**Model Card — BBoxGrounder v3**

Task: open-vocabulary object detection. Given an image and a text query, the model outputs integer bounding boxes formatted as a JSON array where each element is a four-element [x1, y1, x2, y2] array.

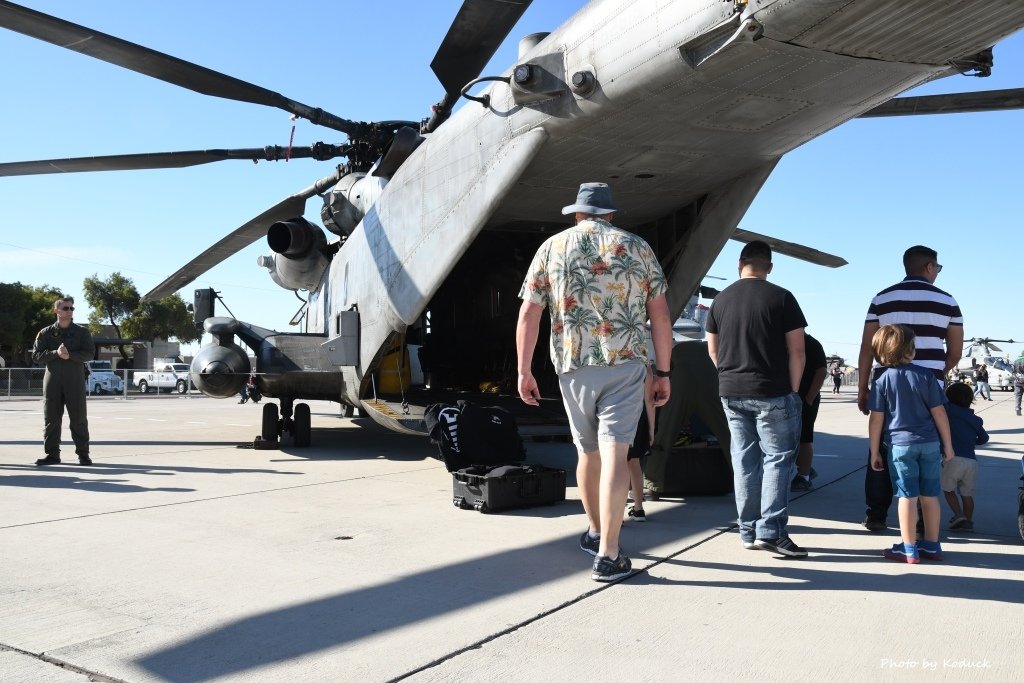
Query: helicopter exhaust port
[[258, 217, 335, 291]]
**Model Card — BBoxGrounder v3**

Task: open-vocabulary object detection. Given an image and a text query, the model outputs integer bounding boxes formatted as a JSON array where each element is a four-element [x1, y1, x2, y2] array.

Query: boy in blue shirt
[[942, 382, 988, 531], [868, 324, 954, 563]]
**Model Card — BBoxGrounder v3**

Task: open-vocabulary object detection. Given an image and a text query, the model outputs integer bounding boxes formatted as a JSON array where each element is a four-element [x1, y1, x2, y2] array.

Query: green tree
[[122, 294, 201, 345], [0, 282, 30, 362], [83, 272, 141, 362], [0, 282, 64, 365]]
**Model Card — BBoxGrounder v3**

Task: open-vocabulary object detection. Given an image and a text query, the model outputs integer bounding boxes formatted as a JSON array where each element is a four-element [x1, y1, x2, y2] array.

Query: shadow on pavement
[[642, 552, 1024, 603], [0, 473, 195, 494]]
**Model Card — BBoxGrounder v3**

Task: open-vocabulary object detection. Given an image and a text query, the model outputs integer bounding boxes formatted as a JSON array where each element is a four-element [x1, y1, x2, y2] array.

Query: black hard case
[[660, 444, 733, 495], [452, 464, 566, 513]]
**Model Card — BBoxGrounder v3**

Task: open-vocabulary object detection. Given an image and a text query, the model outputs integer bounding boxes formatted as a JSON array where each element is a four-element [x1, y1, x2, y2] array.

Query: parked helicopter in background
[[3, 0, 1023, 445], [957, 337, 1017, 391]]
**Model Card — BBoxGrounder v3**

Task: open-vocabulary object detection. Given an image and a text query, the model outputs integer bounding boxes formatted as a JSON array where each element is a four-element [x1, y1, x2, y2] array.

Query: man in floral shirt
[[517, 182, 673, 582]]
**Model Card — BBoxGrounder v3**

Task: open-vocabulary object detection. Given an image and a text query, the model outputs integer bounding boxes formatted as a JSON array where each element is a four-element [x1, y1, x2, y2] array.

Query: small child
[[867, 324, 954, 563], [626, 366, 656, 522], [942, 382, 989, 531]]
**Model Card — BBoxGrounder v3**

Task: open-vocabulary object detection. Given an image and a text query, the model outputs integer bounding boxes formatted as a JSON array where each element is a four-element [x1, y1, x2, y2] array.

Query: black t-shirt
[[706, 278, 807, 398], [799, 333, 827, 397]]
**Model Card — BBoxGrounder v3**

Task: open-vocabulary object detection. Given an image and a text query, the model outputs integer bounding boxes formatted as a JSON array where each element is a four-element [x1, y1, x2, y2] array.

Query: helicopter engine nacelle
[[321, 172, 365, 237], [320, 172, 387, 237], [190, 339, 250, 399], [258, 218, 331, 291]]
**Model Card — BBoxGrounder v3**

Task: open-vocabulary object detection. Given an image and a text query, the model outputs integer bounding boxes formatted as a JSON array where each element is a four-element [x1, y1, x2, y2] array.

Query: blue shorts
[[888, 442, 942, 498]]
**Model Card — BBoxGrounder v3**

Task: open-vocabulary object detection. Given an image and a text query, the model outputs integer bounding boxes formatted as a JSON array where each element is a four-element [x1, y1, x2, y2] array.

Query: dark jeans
[[865, 443, 892, 522]]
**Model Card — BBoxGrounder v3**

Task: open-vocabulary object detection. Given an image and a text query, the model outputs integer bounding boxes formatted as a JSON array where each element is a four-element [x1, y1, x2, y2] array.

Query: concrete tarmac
[[1, 391, 1021, 682]]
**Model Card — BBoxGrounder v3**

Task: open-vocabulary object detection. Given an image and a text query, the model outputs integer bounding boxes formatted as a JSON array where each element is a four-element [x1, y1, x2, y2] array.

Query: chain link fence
[[1, 368, 196, 400]]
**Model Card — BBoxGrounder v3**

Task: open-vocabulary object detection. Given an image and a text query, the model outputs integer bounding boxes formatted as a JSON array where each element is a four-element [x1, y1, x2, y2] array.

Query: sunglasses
[[934, 263, 943, 273], [59, 306, 75, 311]]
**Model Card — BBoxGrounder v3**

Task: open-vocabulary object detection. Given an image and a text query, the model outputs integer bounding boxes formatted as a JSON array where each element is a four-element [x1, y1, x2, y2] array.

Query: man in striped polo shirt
[[856, 245, 963, 531]]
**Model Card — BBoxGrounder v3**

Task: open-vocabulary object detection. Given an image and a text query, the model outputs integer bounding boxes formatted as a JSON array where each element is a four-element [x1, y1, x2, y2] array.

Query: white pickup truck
[[86, 360, 125, 395], [134, 362, 194, 394]]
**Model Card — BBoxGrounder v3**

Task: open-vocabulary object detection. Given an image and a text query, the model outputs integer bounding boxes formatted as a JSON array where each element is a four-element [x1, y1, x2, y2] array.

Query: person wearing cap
[[706, 240, 809, 557], [517, 182, 673, 582], [32, 296, 94, 466]]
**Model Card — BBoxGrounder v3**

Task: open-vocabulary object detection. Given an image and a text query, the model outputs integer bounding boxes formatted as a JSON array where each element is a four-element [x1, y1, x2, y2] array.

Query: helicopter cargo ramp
[[0, 393, 1022, 682], [361, 388, 570, 437]]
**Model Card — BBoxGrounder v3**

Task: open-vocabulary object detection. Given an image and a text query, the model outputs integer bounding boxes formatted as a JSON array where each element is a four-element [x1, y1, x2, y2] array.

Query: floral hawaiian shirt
[[519, 218, 667, 374]]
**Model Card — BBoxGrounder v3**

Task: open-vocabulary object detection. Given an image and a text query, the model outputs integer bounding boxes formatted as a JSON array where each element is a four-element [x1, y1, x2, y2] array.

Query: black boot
[[35, 455, 61, 466]]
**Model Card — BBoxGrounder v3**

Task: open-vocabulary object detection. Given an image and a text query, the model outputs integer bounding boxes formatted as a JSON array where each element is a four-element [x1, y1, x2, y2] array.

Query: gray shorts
[[558, 362, 646, 453], [941, 455, 978, 496]]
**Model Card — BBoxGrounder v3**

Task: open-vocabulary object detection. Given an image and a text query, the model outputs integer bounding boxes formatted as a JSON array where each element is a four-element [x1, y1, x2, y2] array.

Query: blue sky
[[1, 1, 1022, 363]]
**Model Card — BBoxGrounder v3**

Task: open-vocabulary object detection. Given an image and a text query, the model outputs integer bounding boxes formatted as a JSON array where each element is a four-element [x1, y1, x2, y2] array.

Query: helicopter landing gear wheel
[[293, 403, 311, 448], [341, 403, 354, 418], [261, 403, 280, 442]]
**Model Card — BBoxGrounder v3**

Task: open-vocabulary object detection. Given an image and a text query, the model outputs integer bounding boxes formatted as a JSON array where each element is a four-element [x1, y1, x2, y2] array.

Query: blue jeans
[[722, 394, 802, 542], [973, 381, 991, 400]]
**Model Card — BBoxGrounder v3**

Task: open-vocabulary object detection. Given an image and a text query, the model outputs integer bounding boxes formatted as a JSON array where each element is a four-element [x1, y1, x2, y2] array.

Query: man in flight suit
[[32, 297, 94, 465]]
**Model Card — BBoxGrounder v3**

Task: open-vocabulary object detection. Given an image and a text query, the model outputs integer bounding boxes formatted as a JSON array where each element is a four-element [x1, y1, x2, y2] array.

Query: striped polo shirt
[[866, 276, 963, 381]]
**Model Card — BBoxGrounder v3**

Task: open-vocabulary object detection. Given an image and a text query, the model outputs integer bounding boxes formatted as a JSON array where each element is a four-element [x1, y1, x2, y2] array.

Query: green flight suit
[[32, 321, 93, 458], [643, 341, 732, 494]]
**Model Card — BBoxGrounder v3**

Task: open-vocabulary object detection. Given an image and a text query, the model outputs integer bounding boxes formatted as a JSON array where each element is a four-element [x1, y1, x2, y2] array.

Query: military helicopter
[[2, 0, 1024, 446], [957, 337, 1017, 391]]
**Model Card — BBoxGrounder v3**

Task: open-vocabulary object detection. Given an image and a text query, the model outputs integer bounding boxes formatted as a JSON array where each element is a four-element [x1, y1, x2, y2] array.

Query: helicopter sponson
[[189, 318, 251, 399]]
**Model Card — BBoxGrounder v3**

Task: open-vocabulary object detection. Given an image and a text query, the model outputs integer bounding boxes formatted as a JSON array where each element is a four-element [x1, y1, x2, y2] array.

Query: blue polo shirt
[[867, 364, 947, 446]]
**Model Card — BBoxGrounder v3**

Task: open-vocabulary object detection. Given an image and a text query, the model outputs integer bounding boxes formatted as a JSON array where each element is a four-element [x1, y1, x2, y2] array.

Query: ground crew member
[[32, 296, 94, 465]]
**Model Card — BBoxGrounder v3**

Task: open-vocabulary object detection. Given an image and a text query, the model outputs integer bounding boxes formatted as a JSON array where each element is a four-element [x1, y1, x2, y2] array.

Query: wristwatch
[[653, 368, 672, 378]]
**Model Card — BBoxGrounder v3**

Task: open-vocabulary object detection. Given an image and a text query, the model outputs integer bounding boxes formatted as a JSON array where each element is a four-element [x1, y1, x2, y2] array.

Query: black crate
[[660, 445, 733, 495], [453, 464, 566, 513]]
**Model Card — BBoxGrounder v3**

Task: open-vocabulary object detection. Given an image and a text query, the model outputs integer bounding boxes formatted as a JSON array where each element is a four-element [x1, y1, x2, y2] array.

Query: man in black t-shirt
[[706, 241, 807, 558]]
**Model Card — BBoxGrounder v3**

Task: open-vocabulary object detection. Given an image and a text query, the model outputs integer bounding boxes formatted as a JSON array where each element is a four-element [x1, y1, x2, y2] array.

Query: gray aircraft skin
[[4, 0, 1024, 441]]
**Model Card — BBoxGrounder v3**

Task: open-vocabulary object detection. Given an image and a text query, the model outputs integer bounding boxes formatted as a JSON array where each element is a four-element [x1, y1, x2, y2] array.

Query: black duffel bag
[[424, 400, 526, 471]]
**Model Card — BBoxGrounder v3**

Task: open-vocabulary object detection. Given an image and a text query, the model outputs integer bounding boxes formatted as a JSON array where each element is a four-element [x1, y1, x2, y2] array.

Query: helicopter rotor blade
[[859, 88, 1024, 118], [143, 169, 342, 301], [430, 0, 533, 97], [0, 1, 370, 138], [731, 229, 848, 268], [987, 342, 1003, 353], [0, 143, 350, 176], [423, 0, 532, 132]]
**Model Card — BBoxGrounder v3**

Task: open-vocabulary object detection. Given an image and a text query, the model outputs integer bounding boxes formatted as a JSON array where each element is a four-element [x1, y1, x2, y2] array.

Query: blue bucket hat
[[561, 182, 617, 215]]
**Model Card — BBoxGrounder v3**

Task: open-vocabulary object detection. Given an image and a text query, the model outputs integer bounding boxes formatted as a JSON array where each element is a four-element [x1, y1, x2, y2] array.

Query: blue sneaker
[[918, 540, 944, 562], [883, 543, 920, 564], [592, 552, 632, 581], [579, 530, 600, 556]]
